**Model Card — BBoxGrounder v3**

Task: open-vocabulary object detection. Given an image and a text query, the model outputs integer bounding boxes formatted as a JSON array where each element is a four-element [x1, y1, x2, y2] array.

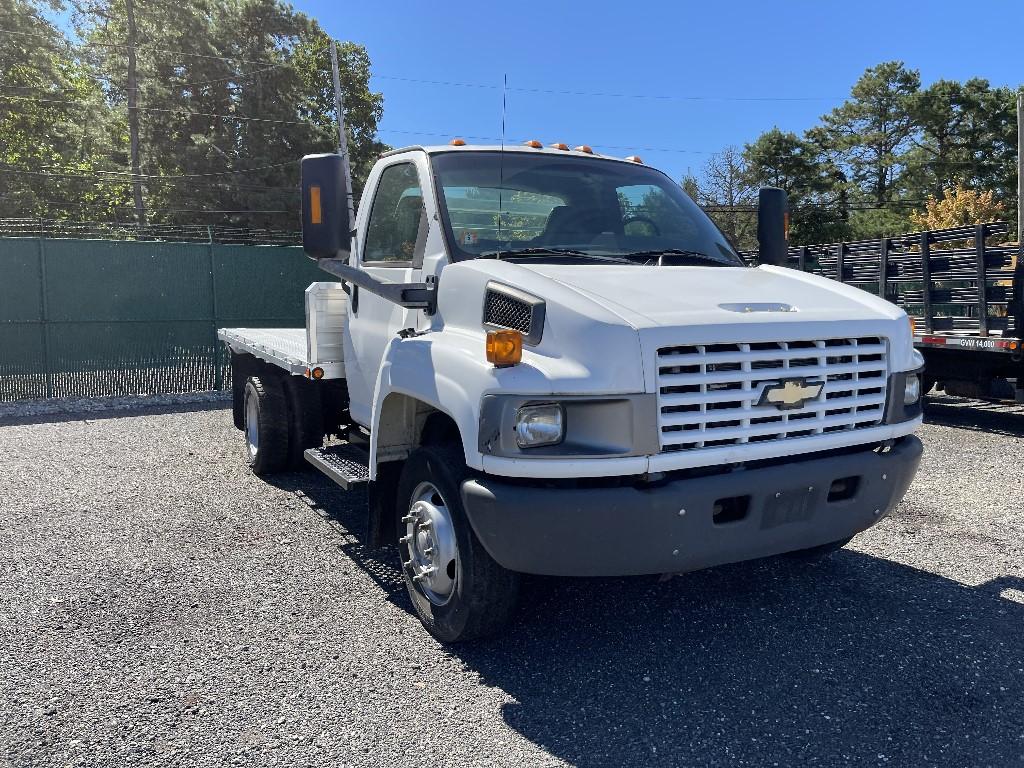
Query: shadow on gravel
[[269, 470, 1024, 767], [456, 557, 1024, 767], [0, 399, 229, 427], [266, 471, 409, 606], [924, 397, 1024, 437]]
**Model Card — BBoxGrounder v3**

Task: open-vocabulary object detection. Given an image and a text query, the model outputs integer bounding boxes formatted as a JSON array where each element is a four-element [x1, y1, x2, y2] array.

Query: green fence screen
[[0, 237, 327, 402]]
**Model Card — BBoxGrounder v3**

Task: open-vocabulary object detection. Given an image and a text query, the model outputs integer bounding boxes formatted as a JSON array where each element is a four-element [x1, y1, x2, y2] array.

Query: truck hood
[[522, 263, 905, 329], [437, 258, 917, 379]]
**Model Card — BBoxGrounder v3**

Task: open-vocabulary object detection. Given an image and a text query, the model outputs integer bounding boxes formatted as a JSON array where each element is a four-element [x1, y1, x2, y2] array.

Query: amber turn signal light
[[486, 329, 523, 367]]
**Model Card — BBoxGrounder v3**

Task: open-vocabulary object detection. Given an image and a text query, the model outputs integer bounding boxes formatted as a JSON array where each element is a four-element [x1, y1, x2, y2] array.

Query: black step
[[304, 443, 370, 490]]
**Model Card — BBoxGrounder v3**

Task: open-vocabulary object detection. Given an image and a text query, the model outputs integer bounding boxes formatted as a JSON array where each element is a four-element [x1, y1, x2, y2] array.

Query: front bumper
[[461, 435, 922, 576]]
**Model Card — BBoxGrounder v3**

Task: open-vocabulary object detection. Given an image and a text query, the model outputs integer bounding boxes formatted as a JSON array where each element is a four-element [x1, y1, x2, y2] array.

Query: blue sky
[[298, 0, 1022, 183]]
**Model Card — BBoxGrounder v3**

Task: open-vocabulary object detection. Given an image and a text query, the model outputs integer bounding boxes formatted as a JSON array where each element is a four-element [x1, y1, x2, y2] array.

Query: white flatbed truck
[[219, 142, 924, 642]]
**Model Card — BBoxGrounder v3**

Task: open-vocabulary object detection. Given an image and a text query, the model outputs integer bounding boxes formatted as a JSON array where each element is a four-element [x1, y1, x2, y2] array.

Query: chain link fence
[[0, 218, 300, 246], [0, 235, 326, 402]]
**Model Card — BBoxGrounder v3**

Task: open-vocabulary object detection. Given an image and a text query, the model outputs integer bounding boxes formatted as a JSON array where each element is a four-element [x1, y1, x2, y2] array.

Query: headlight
[[515, 403, 564, 448], [903, 373, 921, 405]]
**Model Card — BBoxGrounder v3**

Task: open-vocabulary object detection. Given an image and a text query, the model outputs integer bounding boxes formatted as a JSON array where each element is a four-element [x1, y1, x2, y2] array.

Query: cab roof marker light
[[524, 140, 543, 149], [625, 155, 643, 164], [550, 142, 569, 150], [449, 138, 466, 146], [574, 145, 594, 154]]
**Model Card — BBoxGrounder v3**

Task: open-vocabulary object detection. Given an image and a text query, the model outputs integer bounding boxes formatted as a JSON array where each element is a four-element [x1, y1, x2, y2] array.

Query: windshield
[[430, 151, 743, 266]]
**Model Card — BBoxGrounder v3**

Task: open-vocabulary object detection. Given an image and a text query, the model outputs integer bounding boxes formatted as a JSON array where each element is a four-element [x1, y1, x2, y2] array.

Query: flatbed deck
[[217, 327, 344, 379]]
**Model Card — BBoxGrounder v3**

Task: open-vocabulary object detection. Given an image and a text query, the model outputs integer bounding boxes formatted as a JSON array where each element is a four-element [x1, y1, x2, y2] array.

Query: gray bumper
[[460, 436, 923, 576]]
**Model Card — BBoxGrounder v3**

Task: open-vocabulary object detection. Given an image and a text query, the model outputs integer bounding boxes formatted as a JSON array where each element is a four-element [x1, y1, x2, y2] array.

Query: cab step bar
[[304, 443, 370, 490]]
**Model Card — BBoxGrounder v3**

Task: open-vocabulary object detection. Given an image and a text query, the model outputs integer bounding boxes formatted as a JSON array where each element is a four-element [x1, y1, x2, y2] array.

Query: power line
[[3, 27, 847, 102], [0, 165, 297, 192], [367, 72, 845, 102], [0, 26, 322, 68], [377, 128, 719, 154], [91, 160, 297, 178], [0, 94, 322, 127]]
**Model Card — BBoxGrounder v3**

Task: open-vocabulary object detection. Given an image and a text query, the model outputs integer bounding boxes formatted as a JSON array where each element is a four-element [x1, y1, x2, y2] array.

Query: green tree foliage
[[702, 62, 1021, 245], [742, 128, 850, 245], [1, 0, 385, 231], [0, 0, 129, 218], [814, 62, 920, 207], [904, 79, 1018, 225]]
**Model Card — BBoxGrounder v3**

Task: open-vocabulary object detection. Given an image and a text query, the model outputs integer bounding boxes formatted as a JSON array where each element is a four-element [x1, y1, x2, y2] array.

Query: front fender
[[369, 324, 647, 478], [369, 332, 490, 477]]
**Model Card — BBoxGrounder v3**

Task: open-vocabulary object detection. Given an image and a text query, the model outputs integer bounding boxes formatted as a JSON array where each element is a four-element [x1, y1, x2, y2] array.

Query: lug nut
[[413, 566, 437, 582]]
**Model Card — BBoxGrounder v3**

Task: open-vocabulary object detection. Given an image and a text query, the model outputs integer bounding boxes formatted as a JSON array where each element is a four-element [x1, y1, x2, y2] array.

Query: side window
[[363, 163, 424, 264]]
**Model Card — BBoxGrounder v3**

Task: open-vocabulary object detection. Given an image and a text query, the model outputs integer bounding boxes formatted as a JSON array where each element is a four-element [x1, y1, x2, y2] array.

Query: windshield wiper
[[615, 248, 727, 266], [479, 247, 639, 265]]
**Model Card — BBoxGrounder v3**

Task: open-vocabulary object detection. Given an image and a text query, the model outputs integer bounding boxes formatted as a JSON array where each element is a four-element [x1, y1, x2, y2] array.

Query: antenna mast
[[497, 73, 507, 238], [330, 41, 355, 225]]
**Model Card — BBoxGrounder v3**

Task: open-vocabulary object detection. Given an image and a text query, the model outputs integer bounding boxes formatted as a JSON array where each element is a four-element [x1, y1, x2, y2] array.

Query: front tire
[[243, 375, 290, 476], [396, 445, 519, 643]]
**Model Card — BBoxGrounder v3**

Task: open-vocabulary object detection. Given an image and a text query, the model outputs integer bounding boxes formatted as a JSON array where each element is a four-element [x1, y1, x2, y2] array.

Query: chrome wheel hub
[[401, 482, 458, 605], [245, 393, 259, 459]]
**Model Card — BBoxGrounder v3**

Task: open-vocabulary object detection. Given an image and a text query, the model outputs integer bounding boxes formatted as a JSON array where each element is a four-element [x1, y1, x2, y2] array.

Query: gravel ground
[[1, 397, 1022, 767]]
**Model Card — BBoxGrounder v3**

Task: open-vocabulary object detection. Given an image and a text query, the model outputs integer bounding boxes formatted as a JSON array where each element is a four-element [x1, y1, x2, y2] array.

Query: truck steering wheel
[[623, 215, 661, 237]]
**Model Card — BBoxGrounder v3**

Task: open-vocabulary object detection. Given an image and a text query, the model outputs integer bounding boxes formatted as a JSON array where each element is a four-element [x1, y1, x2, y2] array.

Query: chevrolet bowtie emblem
[[758, 378, 825, 410]]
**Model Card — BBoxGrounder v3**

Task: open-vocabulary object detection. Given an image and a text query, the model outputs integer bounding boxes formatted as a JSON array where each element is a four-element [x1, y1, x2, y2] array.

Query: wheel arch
[[368, 336, 486, 478], [369, 389, 473, 477]]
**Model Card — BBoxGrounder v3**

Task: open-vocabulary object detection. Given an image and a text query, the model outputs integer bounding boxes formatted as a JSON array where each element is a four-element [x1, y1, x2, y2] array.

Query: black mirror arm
[[318, 257, 436, 313]]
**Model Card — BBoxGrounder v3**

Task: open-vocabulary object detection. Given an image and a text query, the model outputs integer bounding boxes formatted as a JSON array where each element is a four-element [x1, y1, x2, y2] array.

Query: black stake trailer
[[772, 222, 1023, 402]]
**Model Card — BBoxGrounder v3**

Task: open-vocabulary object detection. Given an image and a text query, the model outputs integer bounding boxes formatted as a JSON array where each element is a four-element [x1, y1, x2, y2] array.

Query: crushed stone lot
[[1, 397, 1023, 767]]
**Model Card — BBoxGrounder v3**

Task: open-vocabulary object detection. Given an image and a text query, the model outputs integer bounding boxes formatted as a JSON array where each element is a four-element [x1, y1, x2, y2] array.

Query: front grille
[[656, 336, 888, 453]]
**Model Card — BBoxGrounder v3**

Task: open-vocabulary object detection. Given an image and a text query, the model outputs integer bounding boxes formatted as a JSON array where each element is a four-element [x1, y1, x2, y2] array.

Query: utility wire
[[0, 94, 321, 126], [0, 26, 323, 67], [366, 73, 844, 101], [90, 160, 297, 178], [0, 165, 297, 192]]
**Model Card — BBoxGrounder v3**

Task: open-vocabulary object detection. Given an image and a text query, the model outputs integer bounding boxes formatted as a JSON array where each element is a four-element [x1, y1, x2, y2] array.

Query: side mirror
[[757, 187, 789, 267], [301, 153, 350, 260]]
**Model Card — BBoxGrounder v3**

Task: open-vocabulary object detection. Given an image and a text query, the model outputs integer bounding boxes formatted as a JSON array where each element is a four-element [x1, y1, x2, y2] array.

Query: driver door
[[344, 160, 429, 427]]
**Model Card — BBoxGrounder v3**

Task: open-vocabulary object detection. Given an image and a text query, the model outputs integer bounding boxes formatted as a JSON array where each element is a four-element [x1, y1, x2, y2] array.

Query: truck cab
[[220, 142, 924, 642]]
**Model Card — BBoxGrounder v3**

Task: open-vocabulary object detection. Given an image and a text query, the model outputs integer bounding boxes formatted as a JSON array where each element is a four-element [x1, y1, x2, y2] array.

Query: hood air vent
[[483, 283, 545, 346]]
